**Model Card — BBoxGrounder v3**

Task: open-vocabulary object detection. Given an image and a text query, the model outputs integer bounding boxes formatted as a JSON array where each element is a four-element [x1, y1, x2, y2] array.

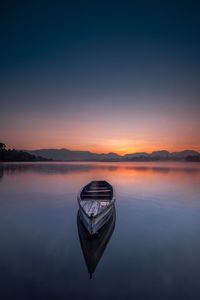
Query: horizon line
[[19, 147, 200, 156]]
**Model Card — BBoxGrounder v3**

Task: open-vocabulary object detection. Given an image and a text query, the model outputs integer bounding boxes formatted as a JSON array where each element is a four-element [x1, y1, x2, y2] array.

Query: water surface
[[0, 162, 200, 300]]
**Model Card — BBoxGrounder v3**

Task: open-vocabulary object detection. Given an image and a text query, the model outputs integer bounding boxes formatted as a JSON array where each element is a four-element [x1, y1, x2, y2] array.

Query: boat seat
[[89, 186, 110, 189], [86, 189, 111, 193], [82, 193, 112, 197], [83, 191, 112, 195], [81, 196, 112, 200], [82, 195, 112, 199]]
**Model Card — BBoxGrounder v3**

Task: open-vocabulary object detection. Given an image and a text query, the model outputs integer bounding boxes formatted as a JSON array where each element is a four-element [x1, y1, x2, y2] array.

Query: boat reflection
[[77, 206, 116, 278]]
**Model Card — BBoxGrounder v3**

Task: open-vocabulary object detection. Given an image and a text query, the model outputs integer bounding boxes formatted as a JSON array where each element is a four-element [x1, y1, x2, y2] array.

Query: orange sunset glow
[[2, 108, 200, 154], [1, 0, 200, 156]]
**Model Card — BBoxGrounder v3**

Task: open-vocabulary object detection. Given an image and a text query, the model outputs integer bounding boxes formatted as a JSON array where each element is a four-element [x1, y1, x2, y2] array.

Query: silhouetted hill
[[26, 148, 200, 162], [171, 150, 199, 158], [27, 149, 121, 161], [124, 152, 149, 159], [0, 143, 51, 162], [185, 155, 200, 162]]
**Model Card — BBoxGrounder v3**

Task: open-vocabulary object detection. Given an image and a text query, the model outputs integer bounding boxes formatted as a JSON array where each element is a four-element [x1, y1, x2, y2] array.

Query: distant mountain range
[[26, 149, 200, 162]]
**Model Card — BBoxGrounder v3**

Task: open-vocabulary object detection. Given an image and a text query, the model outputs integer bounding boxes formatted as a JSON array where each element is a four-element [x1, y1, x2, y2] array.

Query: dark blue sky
[[1, 1, 200, 152]]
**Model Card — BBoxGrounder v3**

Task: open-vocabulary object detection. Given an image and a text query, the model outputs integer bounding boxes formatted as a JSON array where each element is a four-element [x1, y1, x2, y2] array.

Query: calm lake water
[[0, 162, 200, 300]]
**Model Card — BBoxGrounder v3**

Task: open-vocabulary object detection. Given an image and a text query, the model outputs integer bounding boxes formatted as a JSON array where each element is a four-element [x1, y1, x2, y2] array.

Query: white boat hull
[[78, 204, 114, 235]]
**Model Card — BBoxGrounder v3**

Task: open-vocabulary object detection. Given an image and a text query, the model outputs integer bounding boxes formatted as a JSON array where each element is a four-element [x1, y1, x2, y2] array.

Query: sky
[[1, 1, 200, 154]]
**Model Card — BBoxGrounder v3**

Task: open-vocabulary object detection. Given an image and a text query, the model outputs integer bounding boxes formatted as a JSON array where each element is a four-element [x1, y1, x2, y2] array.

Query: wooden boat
[[77, 180, 115, 235], [77, 206, 116, 278]]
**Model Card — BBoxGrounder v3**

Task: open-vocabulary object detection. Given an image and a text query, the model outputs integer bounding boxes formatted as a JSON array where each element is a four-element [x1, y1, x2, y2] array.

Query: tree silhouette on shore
[[0, 143, 6, 151], [0, 143, 50, 162]]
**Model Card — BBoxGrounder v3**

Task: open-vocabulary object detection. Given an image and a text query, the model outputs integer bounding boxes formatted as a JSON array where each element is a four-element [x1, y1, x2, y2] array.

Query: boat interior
[[80, 181, 113, 201]]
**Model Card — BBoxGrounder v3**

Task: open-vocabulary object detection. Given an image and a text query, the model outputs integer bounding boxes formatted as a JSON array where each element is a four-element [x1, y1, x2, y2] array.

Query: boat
[[77, 180, 116, 235], [77, 206, 116, 278]]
